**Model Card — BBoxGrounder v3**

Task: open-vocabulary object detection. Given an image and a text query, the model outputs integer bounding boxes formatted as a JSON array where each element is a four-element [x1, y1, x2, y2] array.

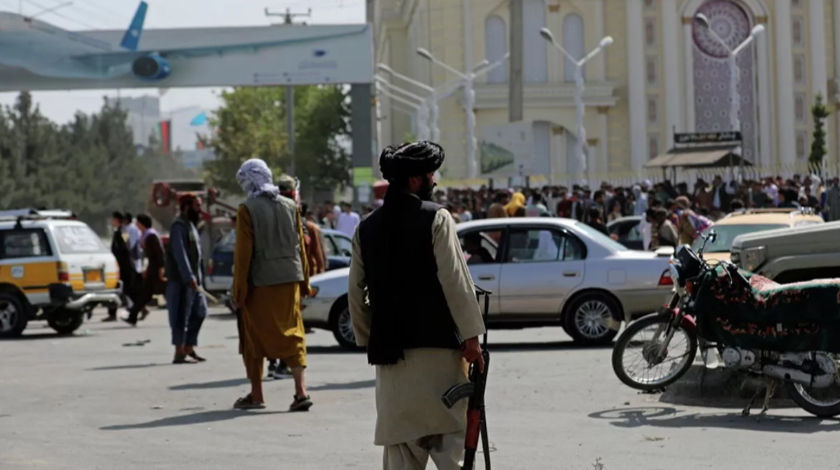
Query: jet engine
[[132, 54, 171, 81]]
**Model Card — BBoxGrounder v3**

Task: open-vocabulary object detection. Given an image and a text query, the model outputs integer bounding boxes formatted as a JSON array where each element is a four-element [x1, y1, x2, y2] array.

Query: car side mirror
[[341, 249, 352, 257]]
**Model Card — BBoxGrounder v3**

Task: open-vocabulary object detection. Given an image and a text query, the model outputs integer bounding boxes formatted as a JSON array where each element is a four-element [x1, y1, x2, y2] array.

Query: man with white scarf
[[231, 158, 312, 411]]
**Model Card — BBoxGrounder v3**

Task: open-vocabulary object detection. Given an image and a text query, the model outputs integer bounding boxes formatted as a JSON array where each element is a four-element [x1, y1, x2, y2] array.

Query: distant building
[[180, 148, 216, 170], [116, 95, 161, 147]]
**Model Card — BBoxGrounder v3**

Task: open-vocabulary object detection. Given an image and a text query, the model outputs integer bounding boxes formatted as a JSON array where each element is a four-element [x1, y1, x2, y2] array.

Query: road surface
[[2, 307, 837, 469]]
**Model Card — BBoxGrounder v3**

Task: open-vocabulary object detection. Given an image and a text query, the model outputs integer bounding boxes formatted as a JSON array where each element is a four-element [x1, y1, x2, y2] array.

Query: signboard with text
[[674, 132, 742, 144]]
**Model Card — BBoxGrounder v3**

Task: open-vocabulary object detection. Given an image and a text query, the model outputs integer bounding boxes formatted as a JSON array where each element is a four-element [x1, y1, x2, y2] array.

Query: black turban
[[379, 141, 445, 181]]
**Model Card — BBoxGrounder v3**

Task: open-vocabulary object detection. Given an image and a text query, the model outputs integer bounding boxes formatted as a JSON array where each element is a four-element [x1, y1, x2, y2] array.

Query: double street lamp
[[540, 28, 613, 184], [415, 49, 510, 179], [374, 75, 432, 140]]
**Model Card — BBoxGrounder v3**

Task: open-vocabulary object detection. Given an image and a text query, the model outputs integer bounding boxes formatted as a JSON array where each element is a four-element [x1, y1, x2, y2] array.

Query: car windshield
[[692, 224, 788, 253], [53, 225, 109, 254], [574, 222, 628, 251], [215, 231, 236, 253]]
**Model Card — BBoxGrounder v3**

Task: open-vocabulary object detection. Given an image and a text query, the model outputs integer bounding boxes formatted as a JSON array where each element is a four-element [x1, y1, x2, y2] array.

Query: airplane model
[[0, 1, 362, 82]]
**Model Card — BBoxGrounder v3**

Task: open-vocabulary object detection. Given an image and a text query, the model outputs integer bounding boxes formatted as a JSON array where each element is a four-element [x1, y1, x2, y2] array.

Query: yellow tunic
[[232, 205, 310, 368], [348, 208, 486, 447]]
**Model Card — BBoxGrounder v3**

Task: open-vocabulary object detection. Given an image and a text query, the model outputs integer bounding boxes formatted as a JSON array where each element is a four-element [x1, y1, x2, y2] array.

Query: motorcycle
[[611, 230, 840, 417]]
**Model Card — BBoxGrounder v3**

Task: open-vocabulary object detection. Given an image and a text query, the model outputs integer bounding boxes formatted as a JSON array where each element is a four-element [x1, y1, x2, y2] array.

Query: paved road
[[2, 308, 838, 470]]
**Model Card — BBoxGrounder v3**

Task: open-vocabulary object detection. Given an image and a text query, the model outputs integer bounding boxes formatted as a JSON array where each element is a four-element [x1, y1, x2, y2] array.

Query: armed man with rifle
[[348, 141, 487, 470]]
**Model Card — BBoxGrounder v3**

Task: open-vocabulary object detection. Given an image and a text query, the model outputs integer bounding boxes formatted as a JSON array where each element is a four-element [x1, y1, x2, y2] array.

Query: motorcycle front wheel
[[612, 313, 698, 391]]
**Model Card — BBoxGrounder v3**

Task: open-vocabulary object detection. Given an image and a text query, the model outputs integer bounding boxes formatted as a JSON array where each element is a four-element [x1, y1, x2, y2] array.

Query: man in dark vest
[[164, 194, 208, 364], [348, 141, 486, 469], [105, 211, 136, 322]]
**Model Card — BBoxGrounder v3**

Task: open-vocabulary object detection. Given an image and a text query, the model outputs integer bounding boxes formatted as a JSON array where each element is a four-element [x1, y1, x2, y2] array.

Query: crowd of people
[[299, 174, 840, 254]]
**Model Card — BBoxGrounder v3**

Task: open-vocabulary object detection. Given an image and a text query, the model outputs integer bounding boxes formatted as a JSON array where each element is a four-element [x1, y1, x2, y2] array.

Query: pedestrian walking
[[122, 213, 165, 326], [348, 141, 486, 470], [105, 211, 137, 322], [231, 160, 312, 411], [164, 194, 208, 364]]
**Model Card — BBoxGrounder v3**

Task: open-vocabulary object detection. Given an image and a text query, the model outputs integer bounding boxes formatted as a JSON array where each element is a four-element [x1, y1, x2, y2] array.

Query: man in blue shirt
[[164, 194, 208, 364]]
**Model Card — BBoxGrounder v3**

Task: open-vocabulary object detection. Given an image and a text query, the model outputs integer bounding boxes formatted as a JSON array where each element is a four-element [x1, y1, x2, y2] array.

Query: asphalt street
[[2, 307, 839, 470]]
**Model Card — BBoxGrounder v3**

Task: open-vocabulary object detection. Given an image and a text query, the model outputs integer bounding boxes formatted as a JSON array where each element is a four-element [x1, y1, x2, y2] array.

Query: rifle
[[441, 286, 491, 470]]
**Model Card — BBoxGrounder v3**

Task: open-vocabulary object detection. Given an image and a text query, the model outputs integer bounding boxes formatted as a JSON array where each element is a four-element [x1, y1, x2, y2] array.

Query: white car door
[[499, 226, 585, 316], [457, 227, 503, 316]]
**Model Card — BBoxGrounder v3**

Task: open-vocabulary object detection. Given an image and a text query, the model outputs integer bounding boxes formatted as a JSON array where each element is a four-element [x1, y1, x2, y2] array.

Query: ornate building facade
[[371, 0, 840, 182]]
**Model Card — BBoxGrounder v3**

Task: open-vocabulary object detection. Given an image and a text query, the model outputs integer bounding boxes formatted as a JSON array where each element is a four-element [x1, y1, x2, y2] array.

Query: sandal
[[173, 354, 198, 364], [234, 394, 266, 410], [289, 395, 313, 412], [187, 351, 206, 362]]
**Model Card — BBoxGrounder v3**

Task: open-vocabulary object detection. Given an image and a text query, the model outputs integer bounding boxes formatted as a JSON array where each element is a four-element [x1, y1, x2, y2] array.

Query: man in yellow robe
[[349, 142, 486, 469], [231, 158, 312, 412]]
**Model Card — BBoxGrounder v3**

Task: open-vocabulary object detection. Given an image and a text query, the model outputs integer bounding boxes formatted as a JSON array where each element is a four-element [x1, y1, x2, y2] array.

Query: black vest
[[358, 191, 461, 365]]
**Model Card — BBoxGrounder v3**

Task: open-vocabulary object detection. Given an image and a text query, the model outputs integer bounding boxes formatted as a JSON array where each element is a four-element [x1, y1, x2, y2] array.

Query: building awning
[[645, 144, 748, 168]]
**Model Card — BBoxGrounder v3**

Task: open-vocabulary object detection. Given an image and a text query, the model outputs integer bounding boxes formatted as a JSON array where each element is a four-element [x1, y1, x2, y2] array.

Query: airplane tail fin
[[120, 1, 148, 51]]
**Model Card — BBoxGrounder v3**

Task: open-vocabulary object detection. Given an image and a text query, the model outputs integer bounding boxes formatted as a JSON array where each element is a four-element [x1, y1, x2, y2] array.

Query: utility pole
[[508, 0, 524, 122], [264, 7, 311, 177], [264, 7, 312, 25]]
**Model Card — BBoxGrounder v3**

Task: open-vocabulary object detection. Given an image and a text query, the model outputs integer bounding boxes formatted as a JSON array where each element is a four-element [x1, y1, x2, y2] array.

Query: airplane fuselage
[[0, 12, 131, 79]]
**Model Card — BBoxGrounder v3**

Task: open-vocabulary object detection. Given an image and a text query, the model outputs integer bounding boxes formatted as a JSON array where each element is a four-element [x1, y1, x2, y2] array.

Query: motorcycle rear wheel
[[785, 381, 840, 418], [612, 313, 698, 391]]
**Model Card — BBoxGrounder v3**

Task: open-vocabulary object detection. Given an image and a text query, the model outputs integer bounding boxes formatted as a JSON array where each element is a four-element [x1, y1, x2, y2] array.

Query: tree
[[204, 85, 351, 197], [0, 92, 194, 234], [809, 92, 830, 175]]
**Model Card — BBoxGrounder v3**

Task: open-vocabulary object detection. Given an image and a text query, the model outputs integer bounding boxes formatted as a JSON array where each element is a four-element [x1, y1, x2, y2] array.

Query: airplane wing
[[70, 26, 369, 70]]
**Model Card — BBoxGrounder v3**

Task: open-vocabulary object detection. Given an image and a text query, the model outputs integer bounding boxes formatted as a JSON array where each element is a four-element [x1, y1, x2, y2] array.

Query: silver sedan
[[302, 217, 674, 350]]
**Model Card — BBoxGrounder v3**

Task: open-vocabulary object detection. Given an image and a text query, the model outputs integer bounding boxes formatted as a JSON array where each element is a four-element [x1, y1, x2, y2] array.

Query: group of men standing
[[106, 141, 485, 467], [107, 201, 208, 364]]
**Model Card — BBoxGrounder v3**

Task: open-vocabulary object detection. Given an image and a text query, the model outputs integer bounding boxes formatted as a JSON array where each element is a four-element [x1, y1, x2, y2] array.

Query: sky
[[0, 0, 366, 125]]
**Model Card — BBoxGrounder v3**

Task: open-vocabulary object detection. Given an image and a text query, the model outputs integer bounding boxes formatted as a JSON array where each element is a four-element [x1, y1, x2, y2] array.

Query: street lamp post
[[377, 64, 441, 142], [416, 49, 510, 179], [375, 75, 431, 140], [540, 28, 613, 185], [694, 13, 764, 178], [374, 83, 431, 141]]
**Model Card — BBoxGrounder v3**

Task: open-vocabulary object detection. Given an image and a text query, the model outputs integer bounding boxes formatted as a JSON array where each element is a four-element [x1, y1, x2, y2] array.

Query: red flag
[[159, 120, 171, 155]]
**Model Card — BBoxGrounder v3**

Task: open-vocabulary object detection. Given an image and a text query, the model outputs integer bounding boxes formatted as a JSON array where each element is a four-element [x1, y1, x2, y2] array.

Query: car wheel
[[47, 310, 84, 336], [329, 301, 363, 351], [0, 293, 28, 338], [564, 293, 620, 346]]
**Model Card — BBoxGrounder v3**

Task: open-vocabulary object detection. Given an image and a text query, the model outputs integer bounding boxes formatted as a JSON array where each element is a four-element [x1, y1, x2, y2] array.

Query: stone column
[[775, 0, 797, 167], [810, 0, 829, 162], [626, 0, 646, 171], [661, 0, 681, 147], [682, 17, 696, 131], [755, 16, 773, 168]]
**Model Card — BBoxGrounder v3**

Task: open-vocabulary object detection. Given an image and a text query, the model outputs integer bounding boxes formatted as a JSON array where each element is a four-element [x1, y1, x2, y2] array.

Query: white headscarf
[[236, 158, 280, 199]]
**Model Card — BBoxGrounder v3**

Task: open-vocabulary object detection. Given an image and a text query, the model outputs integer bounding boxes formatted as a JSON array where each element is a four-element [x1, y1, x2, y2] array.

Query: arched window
[[523, 0, 548, 83], [562, 13, 585, 82], [484, 15, 508, 83]]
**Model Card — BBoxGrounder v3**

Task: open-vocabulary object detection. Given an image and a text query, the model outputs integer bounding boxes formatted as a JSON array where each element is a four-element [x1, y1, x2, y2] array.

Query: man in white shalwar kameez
[[349, 141, 486, 470]]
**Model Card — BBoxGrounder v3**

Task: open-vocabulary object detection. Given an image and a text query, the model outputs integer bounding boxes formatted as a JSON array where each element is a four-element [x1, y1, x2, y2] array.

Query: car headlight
[[308, 286, 319, 298], [742, 246, 767, 272]]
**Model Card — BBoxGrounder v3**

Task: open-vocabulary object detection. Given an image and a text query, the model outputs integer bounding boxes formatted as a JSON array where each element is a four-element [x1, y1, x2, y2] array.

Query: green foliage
[[0, 92, 195, 234], [809, 92, 831, 174], [204, 85, 351, 198]]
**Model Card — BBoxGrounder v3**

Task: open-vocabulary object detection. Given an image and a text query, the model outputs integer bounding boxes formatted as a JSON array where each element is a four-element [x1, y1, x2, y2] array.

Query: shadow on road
[[490, 341, 612, 352], [588, 406, 840, 433], [309, 379, 375, 391], [169, 378, 250, 390], [100, 409, 286, 430], [88, 363, 170, 371]]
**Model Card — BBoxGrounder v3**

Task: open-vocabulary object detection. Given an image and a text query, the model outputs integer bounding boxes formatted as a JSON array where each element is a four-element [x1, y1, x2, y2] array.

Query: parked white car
[[302, 217, 674, 349]]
